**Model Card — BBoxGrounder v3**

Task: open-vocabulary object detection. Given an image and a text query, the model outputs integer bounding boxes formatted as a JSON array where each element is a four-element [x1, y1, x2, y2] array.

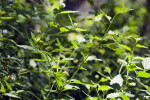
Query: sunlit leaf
[[4, 81, 12, 91], [0, 17, 13, 19], [41, 1, 53, 15], [74, 28, 87, 31], [29, 60, 36, 67], [120, 94, 130, 100], [60, 11, 79, 14], [106, 93, 120, 98], [110, 74, 123, 87], [126, 64, 137, 71], [119, 44, 131, 51], [53, 1, 59, 10], [17, 45, 37, 51], [85, 19, 93, 25], [142, 57, 150, 70], [137, 80, 150, 93], [56, 38, 63, 49], [63, 84, 79, 91], [137, 71, 150, 78], [86, 55, 102, 61], [71, 40, 78, 48], [68, 66, 87, 70], [136, 44, 147, 48], [60, 27, 69, 32], [56, 71, 66, 87], [1, 83, 5, 93], [4, 93, 20, 98], [115, 7, 133, 14], [108, 30, 116, 35], [98, 85, 112, 91]]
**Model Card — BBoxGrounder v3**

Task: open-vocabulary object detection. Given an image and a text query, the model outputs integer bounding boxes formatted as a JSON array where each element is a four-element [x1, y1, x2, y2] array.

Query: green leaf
[[0, 17, 13, 19], [0, 37, 7, 40], [85, 19, 93, 25], [16, 90, 24, 93], [142, 57, 150, 70], [136, 44, 147, 48], [1, 83, 5, 93], [60, 11, 79, 14], [120, 94, 130, 100], [137, 71, 150, 78], [4, 93, 20, 98], [118, 59, 127, 65], [49, 22, 58, 27], [52, 66, 61, 69], [94, 13, 103, 21], [100, 11, 111, 21], [51, 49, 72, 52], [137, 80, 150, 93], [106, 93, 120, 98], [119, 44, 131, 51], [115, 7, 133, 14], [86, 97, 99, 100], [53, 1, 59, 10], [40, 25, 45, 33], [66, 66, 87, 70], [86, 55, 102, 61], [17, 45, 37, 51], [98, 85, 112, 91], [68, 14, 73, 26], [90, 35, 101, 40], [56, 71, 66, 87], [41, 0, 53, 15], [100, 78, 109, 82], [110, 98, 116, 100], [71, 79, 92, 86], [63, 84, 79, 91], [4, 81, 12, 91], [71, 40, 78, 48], [108, 30, 116, 35], [30, 59, 45, 62], [56, 38, 63, 49], [60, 27, 69, 32], [74, 28, 87, 31], [126, 64, 137, 71]]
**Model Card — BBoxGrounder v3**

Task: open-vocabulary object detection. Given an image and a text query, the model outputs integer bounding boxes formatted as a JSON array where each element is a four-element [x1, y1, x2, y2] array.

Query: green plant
[[0, 0, 150, 100]]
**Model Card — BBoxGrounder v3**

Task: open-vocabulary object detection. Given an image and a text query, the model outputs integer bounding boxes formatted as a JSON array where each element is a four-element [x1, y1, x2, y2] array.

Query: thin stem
[[96, 87, 102, 99], [60, 48, 77, 71], [47, 81, 55, 98], [119, 56, 128, 74]]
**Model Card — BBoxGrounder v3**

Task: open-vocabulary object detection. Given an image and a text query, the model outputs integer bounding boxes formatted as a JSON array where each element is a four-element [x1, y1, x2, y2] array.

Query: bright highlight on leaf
[[142, 57, 150, 70], [106, 93, 120, 98], [60, 11, 79, 14], [110, 74, 123, 87], [86, 55, 102, 61]]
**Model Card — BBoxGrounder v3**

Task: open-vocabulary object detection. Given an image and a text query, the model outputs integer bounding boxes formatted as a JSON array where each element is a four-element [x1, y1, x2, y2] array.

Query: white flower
[[110, 74, 123, 87], [142, 57, 150, 70]]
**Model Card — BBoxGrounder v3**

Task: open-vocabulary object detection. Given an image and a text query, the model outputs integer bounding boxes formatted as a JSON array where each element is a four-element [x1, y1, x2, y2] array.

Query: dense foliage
[[0, 0, 150, 100]]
